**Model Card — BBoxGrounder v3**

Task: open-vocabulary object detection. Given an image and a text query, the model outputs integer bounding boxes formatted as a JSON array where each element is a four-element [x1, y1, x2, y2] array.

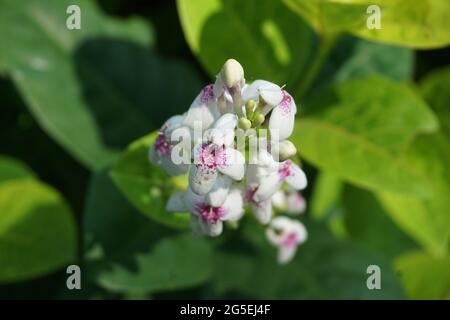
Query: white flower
[[183, 84, 221, 130], [189, 113, 245, 195], [241, 80, 297, 141], [149, 115, 190, 176], [247, 150, 307, 203], [167, 187, 244, 237], [272, 190, 306, 215], [268, 90, 297, 141], [266, 216, 307, 264], [242, 80, 283, 115], [244, 185, 273, 224]]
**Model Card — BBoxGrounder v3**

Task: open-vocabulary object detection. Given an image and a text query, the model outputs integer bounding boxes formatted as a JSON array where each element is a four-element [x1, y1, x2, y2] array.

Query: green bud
[[254, 113, 265, 126], [245, 99, 255, 118], [238, 117, 252, 130]]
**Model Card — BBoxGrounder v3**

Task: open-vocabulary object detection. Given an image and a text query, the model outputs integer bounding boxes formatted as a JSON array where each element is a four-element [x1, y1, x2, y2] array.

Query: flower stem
[[294, 34, 339, 100]]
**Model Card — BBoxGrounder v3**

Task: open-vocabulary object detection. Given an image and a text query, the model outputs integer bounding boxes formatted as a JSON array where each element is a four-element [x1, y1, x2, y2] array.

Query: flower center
[[282, 232, 299, 248], [154, 130, 171, 156], [199, 142, 227, 168], [196, 203, 226, 224], [200, 84, 214, 103], [278, 160, 294, 182], [244, 186, 258, 204], [279, 90, 292, 114]]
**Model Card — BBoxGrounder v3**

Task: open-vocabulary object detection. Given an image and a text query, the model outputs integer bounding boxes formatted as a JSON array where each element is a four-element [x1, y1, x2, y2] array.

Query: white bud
[[220, 58, 244, 88], [278, 140, 297, 161]]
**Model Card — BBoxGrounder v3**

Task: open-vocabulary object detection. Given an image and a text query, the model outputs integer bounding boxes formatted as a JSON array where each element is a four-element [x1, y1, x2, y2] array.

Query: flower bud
[[254, 113, 265, 126], [238, 117, 252, 130], [245, 99, 255, 118], [220, 58, 244, 88], [278, 140, 297, 161]]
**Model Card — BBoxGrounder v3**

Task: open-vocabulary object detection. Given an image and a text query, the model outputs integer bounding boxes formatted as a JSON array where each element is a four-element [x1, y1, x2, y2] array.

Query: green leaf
[[378, 133, 450, 255], [293, 76, 438, 196], [374, 67, 450, 255], [0, 179, 77, 283], [396, 251, 450, 299], [209, 219, 404, 299], [321, 36, 414, 86], [177, 0, 314, 84], [310, 171, 343, 220], [84, 172, 213, 294], [0, 156, 34, 183], [0, 0, 201, 171], [110, 133, 190, 229], [283, 0, 367, 35], [419, 66, 450, 138], [283, 0, 450, 49], [342, 185, 417, 259]]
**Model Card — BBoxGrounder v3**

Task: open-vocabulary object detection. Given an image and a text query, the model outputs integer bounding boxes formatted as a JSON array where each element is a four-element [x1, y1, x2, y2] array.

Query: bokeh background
[[1, 0, 449, 299]]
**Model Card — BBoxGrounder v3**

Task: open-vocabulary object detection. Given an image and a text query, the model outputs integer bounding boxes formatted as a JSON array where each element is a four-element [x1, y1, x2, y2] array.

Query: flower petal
[[253, 173, 281, 202], [221, 187, 244, 221], [252, 198, 272, 224], [218, 148, 245, 180], [242, 80, 283, 107], [183, 188, 206, 215], [269, 105, 295, 141], [206, 175, 232, 207], [163, 114, 185, 132], [271, 190, 287, 211], [278, 246, 297, 264], [192, 215, 223, 237], [212, 113, 238, 130], [189, 164, 218, 195], [160, 155, 189, 176], [183, 87, 220, 130], [285, 163, 307, 190], [286, 192, 306, 214]]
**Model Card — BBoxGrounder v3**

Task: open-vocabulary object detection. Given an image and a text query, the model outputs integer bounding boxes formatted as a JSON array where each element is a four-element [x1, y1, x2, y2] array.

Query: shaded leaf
[[84, 171, 213, 293], [209, 219, 404, 299], [0, 156, 34, 183], [343, 185, 417, 259], [110, 133, 191, 229], [0, 0, 201, 171]]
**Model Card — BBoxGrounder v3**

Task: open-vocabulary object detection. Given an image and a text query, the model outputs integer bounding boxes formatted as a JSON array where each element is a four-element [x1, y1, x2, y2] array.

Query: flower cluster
[[150, 59, 308, 264]]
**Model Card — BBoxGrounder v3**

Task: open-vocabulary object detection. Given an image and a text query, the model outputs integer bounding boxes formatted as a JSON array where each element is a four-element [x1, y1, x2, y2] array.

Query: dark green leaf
[[209, 219, 404, 299], [84, 171, 213, 293], [110, 133, 191, 229]]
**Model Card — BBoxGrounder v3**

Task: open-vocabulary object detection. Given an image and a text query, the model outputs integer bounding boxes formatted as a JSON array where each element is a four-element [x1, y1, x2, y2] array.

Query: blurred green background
[[0, 0, 449, 299]]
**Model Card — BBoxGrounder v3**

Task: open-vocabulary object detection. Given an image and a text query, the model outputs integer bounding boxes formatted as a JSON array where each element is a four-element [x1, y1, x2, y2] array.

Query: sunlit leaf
[[0, 179, 77, 283], [396, 251, 450, 299], [293, 76, 438, 197], [177, 0, 314, 84], [283, 0, 450, 48]]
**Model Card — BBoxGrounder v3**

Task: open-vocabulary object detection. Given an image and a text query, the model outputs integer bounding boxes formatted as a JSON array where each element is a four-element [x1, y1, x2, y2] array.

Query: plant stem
[[295, 34, 339, 100]]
